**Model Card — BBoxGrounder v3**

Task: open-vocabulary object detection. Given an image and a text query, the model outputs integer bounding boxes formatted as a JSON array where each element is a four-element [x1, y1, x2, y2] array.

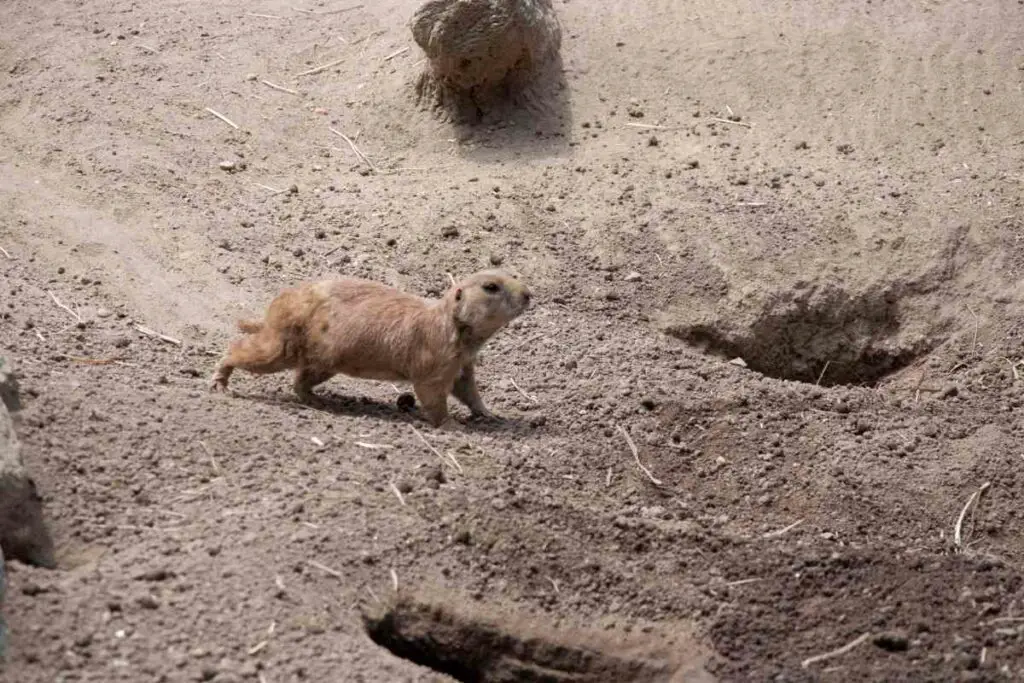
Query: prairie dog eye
[[482, 282, 500, 294]]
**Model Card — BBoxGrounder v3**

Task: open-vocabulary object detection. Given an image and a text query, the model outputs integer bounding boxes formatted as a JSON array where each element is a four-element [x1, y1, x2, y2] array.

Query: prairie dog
[[209, 270, 532, 426]]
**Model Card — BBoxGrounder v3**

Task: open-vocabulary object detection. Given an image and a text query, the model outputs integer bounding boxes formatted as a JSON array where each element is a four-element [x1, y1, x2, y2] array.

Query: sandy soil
[[2, 0, 1024, 680]]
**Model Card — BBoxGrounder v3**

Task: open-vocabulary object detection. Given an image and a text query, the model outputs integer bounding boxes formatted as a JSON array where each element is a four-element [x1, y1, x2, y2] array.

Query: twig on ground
[[0, 246, 12, 259], [708, 117, 753, 128], [722, 577, 763, 588], [389, 482, 406, 506], [306, 559, 343, 579], [329, 127, 376, 170], [390, 568, 399, 592], [47, 291, 82, 322], [1002, 358, 1022, 381], [34, 330, 46, 342], [966, 305, 981, 354], [260, 79, 299, 95], [383, 47, 409, 61], [198, 440, 220, 474], [253, 182, 288, 194], [296, 57, 346, 77], [445, 272, 456, 287], [801, 633, 871, 669], [205, 107, 239, 129], [508, 377, 538, 403], [248, 641, 268, 655], [320, 4, 364, 14], [134, 324, 182, 346], [354, 441, 391, 450], [625, 122, 670, 130], [616, 424, 663, 486], [545, 577, 560, 593], [763, 519, 804, 539], [816, 360, 832, 386], [246, 13, 283, 19], [954, 481, 991, 550], [605, 467, 612, 486], [366, 586, 382, 604], [138, 44, 159, 54], [411, 426, 463, 473]]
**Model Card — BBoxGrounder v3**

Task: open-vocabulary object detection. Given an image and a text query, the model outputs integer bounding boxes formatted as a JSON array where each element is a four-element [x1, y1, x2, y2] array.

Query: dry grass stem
[[296, 57, 346, 77], [709, 117, 753, 128], [0, 246, 12, 259], [205, 107, 240, 129], [801, 633, 872, 669], [509, 377, 538, 403], [954, 481, 991, 550], [260, 79, 299, 95], [246, 13, 283, 19], [763, 519, 804, 539], [389, 482, 407, 506], [306, 559, 344, 579], [329, 127, 376, 170], [134, 324, 182, 346], [48, 291, 82, 322], [390, 568, 399, 592], [411, 426, 463, 473], [198, 440, 221, 474], [616, 424, 663, 486], [383, 47, 409, 61]]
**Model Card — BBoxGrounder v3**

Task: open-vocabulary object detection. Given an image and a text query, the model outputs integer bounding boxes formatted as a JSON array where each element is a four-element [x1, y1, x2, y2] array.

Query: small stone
[[453, 529, 471, 545], [292, 248, 305, 257], [441, 225, 459, 238], [647, 135, 659, 146], [873, 631, 909, 652], [396, 480, 414, 495], [96, 307, 113, 319], [245, 73, 259, 81], [218, 160, 236, 172], [624, 271, 641, 282], [288, 184, 299, 195], [489, 253, 504, 266], [640, 397, 656, 410], [604, 291, 620, 301], [728, 357, 747, 368], [491, 498, 507, 511], [940, 384, 959, 398], [136, 594, 159, 610], [685, 159, 699, 169]]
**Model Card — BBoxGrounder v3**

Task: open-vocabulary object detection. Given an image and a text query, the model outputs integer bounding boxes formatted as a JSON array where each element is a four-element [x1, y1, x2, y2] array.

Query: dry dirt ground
[[2, 0, 1024, 681]]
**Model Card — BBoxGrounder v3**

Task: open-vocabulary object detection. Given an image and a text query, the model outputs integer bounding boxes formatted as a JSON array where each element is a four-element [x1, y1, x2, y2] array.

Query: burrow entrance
[[665, 282, 946, 387], [363, 594, 704, 683]]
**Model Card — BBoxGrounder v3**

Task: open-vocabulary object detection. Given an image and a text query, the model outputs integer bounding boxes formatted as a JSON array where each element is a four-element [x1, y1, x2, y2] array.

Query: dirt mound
[[411, 0, 564, 120]]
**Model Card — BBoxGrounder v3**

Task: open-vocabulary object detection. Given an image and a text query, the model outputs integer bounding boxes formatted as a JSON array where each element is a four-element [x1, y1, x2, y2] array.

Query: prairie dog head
[[447, 269, 532, 344]]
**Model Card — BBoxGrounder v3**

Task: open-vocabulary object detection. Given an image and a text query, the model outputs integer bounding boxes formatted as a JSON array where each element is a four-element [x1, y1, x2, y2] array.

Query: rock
[[0, 358, 56, 569], [218, 160, 236, 172], [873, 631, 910, 652], [411, 0, 561, 110]]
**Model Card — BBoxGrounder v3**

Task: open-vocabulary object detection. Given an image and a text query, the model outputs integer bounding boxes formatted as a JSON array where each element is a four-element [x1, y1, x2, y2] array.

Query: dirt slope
[[2, 0, 1024, 681]]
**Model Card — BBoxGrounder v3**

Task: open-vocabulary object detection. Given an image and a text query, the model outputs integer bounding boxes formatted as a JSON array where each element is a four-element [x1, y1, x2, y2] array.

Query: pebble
[[441, 225, 459, 238], [96, 307, 113, 319], [245, 73, 258, 81], [218, 160, 236, 172], [873, 631, 910, 652], [624, 271, 642, 282], [489, 253, 504, 266]]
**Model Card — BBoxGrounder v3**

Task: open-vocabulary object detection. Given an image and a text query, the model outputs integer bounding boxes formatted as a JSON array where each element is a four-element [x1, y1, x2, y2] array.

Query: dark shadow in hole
[[666, 284, 945, 387]]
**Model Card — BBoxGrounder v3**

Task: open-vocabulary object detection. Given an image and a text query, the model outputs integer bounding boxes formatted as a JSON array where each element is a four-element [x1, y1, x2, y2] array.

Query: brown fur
[[209, 270, 532, 426]]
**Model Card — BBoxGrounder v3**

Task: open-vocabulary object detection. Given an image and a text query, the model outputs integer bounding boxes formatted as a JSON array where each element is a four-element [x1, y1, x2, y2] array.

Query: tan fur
[[209, 270, 532, 426]]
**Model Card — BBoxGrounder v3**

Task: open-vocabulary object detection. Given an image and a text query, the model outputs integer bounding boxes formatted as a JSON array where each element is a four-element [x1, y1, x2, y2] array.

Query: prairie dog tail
[[237, 319, 264, 334]]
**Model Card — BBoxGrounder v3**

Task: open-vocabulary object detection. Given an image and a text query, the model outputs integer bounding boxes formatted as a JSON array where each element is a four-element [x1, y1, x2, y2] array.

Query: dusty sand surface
[[2, 0, 1024, 680]]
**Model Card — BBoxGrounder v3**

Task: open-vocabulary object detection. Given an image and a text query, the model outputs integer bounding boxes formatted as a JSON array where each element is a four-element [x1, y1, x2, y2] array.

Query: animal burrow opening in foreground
[[665, 282, 947, 387], [362, 595, 689, 683]]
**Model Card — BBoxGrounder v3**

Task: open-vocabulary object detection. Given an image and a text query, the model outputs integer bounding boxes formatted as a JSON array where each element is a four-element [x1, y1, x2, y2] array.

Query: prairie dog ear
[[454, 287, 463, 301]]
